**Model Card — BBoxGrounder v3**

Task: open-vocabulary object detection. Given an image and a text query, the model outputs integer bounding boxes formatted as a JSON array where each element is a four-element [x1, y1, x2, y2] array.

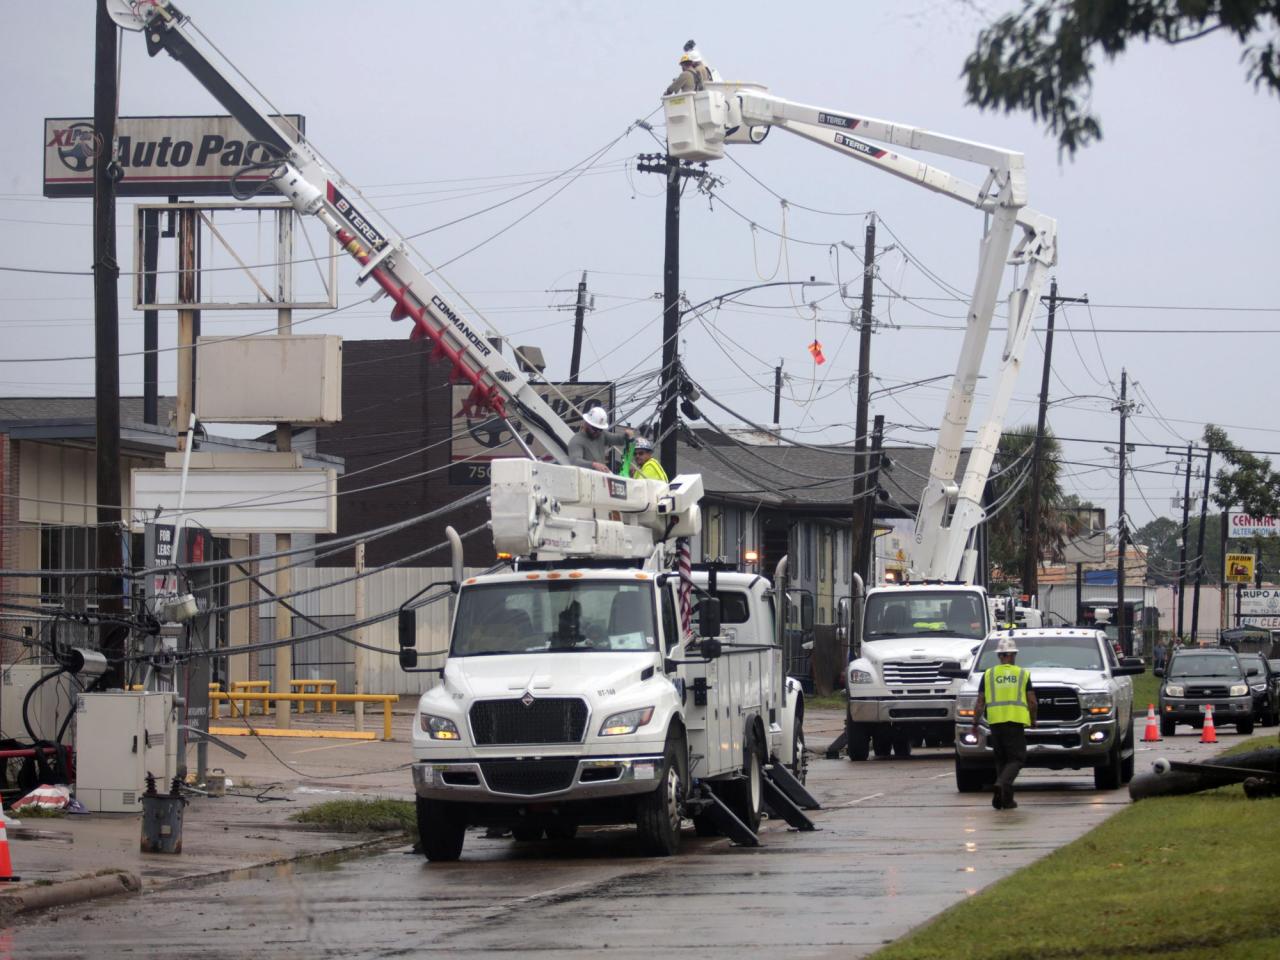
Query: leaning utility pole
[[569, 271, 588, 382], [93, 0, 125, 687], [1176, 443, 1193, 639], [1113, 369, 1133, 655], [637, 154, 706, 475], [1190, 446, 1214, 642], [857, 415, 885, 584], [851, 215, 876, 578], [1024, 280, 1087, 599], [772, 363, 783, 426]]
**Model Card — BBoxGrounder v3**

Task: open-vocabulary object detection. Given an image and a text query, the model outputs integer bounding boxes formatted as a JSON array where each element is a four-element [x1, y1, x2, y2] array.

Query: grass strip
[[290, 798, 416, 836], [873, 776, 1280, 959]]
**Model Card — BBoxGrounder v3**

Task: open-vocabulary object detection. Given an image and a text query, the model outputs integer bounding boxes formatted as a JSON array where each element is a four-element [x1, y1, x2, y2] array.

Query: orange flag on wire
[[808, 340, 826, 364]]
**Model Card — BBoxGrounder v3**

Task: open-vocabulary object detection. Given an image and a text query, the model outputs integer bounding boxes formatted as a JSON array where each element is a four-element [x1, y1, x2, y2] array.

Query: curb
[[0, 870, 142, 919]]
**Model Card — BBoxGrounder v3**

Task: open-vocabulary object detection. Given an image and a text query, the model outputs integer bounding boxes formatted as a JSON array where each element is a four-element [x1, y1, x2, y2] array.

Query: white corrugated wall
[[275, 566, 484, 696]]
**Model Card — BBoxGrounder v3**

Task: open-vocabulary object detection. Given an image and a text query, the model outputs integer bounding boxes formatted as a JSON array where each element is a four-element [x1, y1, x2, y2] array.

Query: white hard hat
[[996, 637, 1018, 655], [583, 407, 609, 431]]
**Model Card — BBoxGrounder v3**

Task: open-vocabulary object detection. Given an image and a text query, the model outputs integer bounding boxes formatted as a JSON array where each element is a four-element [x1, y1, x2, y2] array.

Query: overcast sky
[[2, 1, 1277, 531]]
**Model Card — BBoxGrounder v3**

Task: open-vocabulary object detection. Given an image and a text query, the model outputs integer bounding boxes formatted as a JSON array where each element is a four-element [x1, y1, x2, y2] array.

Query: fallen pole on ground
[[1129, 747, 1280, 801]]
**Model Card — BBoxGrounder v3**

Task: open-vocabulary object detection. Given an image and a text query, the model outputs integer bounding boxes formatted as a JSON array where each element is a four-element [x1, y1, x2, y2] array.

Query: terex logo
[[327, 184, 386, 250]]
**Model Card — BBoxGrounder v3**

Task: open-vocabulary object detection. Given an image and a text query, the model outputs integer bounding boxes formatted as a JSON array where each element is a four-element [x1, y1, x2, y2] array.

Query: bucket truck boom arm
[[664, 83, 1057, 582], [110, 1, 575, 461]]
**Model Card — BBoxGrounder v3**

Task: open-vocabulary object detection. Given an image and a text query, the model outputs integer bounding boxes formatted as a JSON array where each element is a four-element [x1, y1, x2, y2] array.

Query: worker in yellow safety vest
[[631, 437, 668, 483], [972, 635, 1037, 810]]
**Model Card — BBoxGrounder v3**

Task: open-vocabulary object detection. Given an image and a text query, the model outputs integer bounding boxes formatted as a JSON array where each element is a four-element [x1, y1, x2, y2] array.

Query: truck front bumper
[[412, 754, 666, 803], [955, 719, 1119, 767], [848, 695, 955, 725]]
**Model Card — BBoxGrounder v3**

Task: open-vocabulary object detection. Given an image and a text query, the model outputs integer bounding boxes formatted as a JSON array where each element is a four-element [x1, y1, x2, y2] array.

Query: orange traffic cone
[[1142, 703, 1162, 742], [1200, 704, 1218, 744], [0, 817, 18, 882]]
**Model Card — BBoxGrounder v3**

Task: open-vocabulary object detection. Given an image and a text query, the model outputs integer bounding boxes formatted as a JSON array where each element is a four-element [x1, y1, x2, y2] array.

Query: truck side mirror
[[699, 597, 721, 640], [700, 637, 723, 660], [398, 608, 417, 648], [399, 648, 419, 670]]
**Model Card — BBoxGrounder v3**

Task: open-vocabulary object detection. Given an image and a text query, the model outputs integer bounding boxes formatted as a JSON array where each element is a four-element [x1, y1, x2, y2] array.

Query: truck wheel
[[1237, 718, 1254, 735], [723, 732, 764, 834], [872, 726, 893, 758], [417, 797, 465, 862], [1094, 739, 1123, 791], [1160, 717, 1176, 737], [791, 719, 809, 785], [955, 760, 986, 793], [636, 734, 685, 857], [847, 715, 871, 762], [511, 824, 544, 842], [892, 728, 913, 759]]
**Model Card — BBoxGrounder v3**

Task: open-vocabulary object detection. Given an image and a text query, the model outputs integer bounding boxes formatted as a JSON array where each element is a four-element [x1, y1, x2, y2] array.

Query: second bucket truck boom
[[663, 76, 1057, 760]]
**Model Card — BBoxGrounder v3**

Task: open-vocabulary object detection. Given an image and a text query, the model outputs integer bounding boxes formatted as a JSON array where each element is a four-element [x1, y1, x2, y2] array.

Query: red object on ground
[[1200, 705, 1218, 744], [1142, 703, 1162, 742]]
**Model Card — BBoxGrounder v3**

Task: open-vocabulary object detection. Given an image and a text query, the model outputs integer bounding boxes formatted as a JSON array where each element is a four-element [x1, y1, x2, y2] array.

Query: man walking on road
[[973, 636, 1037, 810]]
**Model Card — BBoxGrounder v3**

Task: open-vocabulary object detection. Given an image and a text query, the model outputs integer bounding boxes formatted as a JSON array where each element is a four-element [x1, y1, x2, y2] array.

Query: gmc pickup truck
[[950, 628, 1146, 792]]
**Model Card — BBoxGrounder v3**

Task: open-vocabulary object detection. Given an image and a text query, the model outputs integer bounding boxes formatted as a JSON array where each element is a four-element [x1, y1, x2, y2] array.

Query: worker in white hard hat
[[663, 40, 718, 96], [972, 634, 1037, 810], [630, 436, 668, 483], [567, 405, 633, 473]]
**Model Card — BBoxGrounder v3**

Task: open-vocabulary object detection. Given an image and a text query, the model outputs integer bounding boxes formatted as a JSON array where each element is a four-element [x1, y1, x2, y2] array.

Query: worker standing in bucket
[[630, 437, 668, 482], [972, 636, 1038, 810], [664, 40, 718, 95]]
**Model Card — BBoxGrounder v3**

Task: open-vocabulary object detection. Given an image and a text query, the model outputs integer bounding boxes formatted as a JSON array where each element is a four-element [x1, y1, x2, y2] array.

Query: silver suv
[[950, 628, 1145, 792]]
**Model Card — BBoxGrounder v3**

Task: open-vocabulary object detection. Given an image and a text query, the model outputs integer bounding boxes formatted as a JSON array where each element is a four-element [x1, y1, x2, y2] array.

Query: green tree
[[1204, 423, 1280, 516], [986, 425, 1087, 585], [963, 2, 1280, 155]]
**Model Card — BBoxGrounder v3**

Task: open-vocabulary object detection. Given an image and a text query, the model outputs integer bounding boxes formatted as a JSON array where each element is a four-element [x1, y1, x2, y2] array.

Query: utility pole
[[568, 271, 589, 382], [857, 415, 885, 584], [637, 154, 709, 476], [1177, 443, 1193, 639], [1024, 280, 1087, 599], [1113, 369, 1133, 655], [772, 363, 783, 426], [274, 210, 294, 730], [93, 0, 125, 687], [851, 214, 876, 578], [1190, 446, 1214, 643]]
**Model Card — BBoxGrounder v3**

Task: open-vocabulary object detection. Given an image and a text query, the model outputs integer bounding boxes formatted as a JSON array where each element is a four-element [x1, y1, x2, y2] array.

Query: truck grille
[[1186, 684, 1229, 699], [1034, 686, 1081, 723], [882, 660, 948, 685], [478, 758, 579, 796], [469, 697, 588, 745]]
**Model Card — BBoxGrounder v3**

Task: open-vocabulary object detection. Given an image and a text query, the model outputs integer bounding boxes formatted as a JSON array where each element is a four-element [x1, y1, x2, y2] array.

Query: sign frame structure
[[133, 201, 338, 312], [449, 381, 615, 486], [43, 114, 305, 198], [1224, 552, 1256, 584], [1228, 512, 1280, 539], [130, 468, 337, 535]]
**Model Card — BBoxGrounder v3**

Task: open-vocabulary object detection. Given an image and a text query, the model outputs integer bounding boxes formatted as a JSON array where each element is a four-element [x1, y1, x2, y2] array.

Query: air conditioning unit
[[75, 692, 178, 813]]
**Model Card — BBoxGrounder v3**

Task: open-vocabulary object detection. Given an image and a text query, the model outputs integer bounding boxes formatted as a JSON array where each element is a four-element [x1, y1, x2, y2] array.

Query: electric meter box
[[195, 334, 342, 424], [75, 691, 178, 813], [0, 663, 74, 742]]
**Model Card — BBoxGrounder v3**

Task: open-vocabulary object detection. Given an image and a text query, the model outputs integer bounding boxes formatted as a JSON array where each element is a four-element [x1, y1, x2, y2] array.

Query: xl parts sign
[[43, 114, 304, 198]]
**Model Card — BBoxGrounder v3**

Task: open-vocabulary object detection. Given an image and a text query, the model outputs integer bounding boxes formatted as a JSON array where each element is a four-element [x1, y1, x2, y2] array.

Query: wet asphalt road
[[12, 720, 1223, 960]]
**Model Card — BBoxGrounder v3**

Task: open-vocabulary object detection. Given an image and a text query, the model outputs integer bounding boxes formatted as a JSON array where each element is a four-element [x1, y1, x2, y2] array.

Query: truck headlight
[[599, 706, 654, 736], [1164, 684, 1184, 698], [956, 694, 977, 720], [1080, 692, 1114, 716], [1230, 683, 1249, 698], [848, 668, 873, 685], [420, 714, 461, 740]]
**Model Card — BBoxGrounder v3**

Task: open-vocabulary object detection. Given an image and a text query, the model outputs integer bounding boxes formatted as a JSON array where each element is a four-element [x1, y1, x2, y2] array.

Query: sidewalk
[[6, 708, 421, 906]]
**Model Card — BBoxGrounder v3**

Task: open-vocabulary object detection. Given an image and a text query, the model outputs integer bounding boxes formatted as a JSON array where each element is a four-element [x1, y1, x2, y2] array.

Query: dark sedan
[[1156, 648, 1254, 736], [1238, 653, 1280, 727]]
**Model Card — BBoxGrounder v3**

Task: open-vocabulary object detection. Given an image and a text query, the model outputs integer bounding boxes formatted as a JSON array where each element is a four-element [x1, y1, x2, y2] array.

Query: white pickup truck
[[950, 627, 1145, 791]]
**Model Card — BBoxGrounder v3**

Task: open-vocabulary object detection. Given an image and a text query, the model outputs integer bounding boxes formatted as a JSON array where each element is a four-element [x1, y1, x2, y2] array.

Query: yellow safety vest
[[984, 664, 1031, 726], [637, 458, 668, 483]]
